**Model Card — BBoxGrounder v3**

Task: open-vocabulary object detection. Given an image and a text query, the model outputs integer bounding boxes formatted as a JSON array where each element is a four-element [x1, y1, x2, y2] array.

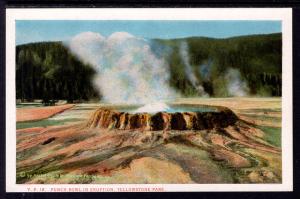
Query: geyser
[[134, 102, 171, 113], [179, 41, 208, 97], [86, 104, 238, 131], [67, 31, 178, 104]]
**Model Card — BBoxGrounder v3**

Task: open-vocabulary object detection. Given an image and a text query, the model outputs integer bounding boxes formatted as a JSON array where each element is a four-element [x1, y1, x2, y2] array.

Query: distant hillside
[[155, 33, 282, 97], [16, 42, 100, 103], [16, 33, 281, 103]]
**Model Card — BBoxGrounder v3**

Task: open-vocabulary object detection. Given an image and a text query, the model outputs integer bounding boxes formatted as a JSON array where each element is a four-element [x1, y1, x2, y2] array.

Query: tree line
[[16, 33, 282, 104], [157, 33, 282, 97], [16, 42, 100, 104]]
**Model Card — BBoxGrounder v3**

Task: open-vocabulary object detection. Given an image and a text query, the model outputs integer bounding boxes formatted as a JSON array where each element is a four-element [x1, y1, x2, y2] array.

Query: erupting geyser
[[68, 32, 240, 132], [134, 102, 171, 113], [86, 104, 238, 131], [67, 31, 179, 104]]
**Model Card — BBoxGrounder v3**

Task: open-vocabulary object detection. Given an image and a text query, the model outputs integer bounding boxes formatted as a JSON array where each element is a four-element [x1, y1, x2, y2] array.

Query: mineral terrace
[[16, 99, 282, 184]]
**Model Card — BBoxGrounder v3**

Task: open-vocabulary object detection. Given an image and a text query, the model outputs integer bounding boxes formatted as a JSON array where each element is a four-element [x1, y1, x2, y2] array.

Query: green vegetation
[[156, 33, 281, 97], [239, 113, 282, 122], [256, 126, 281, 147], [16, 33, 281, 102], [16, 42, 100, 104], [164, 143, 235, 183], [16, 103, 43, 108], [16, 118, 81, 129]]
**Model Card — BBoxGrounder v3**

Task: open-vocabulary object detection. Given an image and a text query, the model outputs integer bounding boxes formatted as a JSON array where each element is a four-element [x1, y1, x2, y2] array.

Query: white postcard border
[[5, 8, 293, 192]]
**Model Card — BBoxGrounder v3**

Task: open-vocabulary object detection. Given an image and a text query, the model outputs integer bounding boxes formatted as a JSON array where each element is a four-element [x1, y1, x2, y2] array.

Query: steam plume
[[179, 41, 208, 97], [225, 68, 249, 97], [199, 59, 213, 81], [66, 32, 178, 104]]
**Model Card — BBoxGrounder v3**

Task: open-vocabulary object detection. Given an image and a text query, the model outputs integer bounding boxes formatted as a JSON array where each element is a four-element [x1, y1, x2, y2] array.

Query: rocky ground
[[17, 104, 74, 122], [16, 98, 282, 184]]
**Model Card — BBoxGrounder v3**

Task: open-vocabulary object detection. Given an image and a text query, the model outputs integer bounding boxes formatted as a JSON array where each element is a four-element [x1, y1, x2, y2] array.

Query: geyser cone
[[86, 105, 238, 131]]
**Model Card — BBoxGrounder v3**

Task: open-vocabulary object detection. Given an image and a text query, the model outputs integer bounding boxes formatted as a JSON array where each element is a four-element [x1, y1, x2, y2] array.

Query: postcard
[[5, 8, 293, 192]]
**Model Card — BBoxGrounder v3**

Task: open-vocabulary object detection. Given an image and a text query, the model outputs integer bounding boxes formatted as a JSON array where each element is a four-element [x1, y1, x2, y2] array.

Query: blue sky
[[16, 20, 281, 45]]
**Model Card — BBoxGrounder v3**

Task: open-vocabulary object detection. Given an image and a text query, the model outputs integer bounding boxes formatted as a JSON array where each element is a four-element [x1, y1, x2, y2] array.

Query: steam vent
[[86, 105, 238, 131]]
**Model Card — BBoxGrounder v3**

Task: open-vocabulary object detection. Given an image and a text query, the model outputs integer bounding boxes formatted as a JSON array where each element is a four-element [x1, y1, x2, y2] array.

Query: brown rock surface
[[17, 104, 74, 122], [86, 106, 238, 131], [16, 99, 282, 184]]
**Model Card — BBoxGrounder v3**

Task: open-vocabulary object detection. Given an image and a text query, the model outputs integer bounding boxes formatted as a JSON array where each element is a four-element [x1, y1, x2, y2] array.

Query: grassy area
[[241, 108, 281, 113], [256, 125, 281, 147], [17, 104, 43, 108], [163, 143, 235, 183], [17, 118, 82, 129], [239, 113, 282, 122]]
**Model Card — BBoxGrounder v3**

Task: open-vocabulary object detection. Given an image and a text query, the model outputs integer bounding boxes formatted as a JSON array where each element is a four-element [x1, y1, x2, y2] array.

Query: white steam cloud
[[225, 68, 249, 97], [66, 31, 178, 104], [179, 41, 208, 97], [199, 59, 213, 81]]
